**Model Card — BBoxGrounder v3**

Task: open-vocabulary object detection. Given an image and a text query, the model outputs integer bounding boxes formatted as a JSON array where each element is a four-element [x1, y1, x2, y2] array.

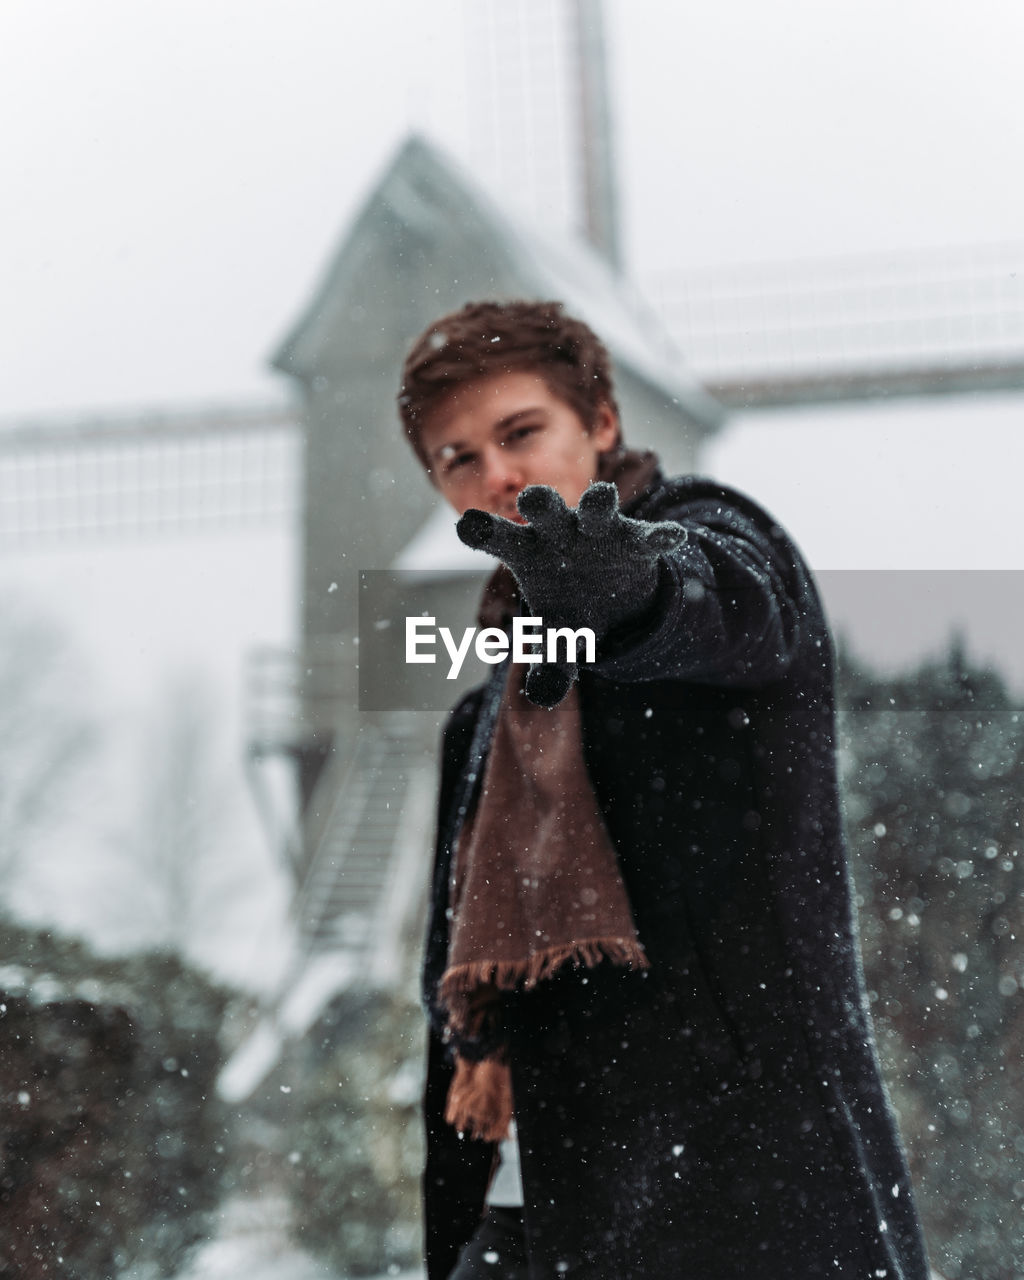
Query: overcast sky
[[3, 0, 1023, 417]]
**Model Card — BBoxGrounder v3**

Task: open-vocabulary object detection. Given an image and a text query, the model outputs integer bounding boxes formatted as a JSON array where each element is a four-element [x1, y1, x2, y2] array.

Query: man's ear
[[591, 401, 621, 452]]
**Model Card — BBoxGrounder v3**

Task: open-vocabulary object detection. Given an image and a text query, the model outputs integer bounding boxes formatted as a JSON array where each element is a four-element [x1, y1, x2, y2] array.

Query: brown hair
[[398, 300, 622, 469]]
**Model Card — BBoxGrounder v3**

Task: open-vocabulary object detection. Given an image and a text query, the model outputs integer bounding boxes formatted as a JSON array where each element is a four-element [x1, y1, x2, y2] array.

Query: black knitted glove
[[457, 482, 688, 707]]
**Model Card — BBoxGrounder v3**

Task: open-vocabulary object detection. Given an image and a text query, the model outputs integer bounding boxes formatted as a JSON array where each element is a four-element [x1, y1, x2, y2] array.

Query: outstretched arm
[[458, 479, 809, 706]]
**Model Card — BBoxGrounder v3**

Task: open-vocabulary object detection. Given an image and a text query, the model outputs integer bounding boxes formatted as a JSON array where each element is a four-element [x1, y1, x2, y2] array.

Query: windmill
[[1, 4, 1020, 1102]]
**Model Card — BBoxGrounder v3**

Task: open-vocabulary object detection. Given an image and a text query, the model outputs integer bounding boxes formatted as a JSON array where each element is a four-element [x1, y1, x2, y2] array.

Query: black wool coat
[[421, 473, 930, 1280]]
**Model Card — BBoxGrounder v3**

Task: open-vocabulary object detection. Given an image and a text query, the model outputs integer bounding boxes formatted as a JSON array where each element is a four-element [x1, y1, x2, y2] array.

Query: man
[[397, 300, 929, 1280]]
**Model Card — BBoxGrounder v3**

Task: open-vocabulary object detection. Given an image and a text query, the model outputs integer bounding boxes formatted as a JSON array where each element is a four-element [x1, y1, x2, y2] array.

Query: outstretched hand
[[457, 482, 687, 707]]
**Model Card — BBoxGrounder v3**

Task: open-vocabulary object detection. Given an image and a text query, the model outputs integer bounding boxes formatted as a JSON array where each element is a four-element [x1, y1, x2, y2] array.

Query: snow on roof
[[272, 134, 725, 434]]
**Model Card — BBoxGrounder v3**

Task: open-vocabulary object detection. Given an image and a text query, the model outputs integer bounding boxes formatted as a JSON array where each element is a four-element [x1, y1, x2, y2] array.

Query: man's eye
[[505, 425, 540, 445], [445, 452, 474, 472]]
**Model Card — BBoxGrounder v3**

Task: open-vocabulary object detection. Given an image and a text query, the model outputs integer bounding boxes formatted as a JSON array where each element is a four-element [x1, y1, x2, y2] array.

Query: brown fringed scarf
[[439, 450, 660, 1142]]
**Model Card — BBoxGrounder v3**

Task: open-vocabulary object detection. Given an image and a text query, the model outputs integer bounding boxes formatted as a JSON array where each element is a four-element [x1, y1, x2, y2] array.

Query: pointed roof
[[271, 134, 725, 434]]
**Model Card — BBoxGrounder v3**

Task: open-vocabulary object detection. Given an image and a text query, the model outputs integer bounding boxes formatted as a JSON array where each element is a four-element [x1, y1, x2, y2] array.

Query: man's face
[[418, 370, 619, 520]]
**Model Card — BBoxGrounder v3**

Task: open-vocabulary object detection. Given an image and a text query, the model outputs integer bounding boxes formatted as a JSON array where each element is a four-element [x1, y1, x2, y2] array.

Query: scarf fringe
[[441, 938, 650, 1141], [439, 936, 650, 1032], [445, 1054, 514, 1143]]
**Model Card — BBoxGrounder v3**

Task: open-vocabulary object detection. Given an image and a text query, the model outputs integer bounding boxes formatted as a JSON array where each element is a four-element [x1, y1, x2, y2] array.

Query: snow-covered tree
[[839, 640, 1024, 1279]]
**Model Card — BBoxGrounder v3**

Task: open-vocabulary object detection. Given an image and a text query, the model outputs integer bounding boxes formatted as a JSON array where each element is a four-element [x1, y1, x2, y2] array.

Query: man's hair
[[398, 299, 622, 469]]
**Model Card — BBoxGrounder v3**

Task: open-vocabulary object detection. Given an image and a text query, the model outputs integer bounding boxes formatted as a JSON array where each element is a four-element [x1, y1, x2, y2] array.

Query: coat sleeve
[[422, 684, 497, 1278], [423, 1026, 495, 1280], [593, 490, 810, 688], [421, 683, 487, 1021]]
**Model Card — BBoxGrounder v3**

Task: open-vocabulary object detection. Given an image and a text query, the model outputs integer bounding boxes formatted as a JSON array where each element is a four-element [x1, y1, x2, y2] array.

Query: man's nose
[[481, 448, 522, 503]]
